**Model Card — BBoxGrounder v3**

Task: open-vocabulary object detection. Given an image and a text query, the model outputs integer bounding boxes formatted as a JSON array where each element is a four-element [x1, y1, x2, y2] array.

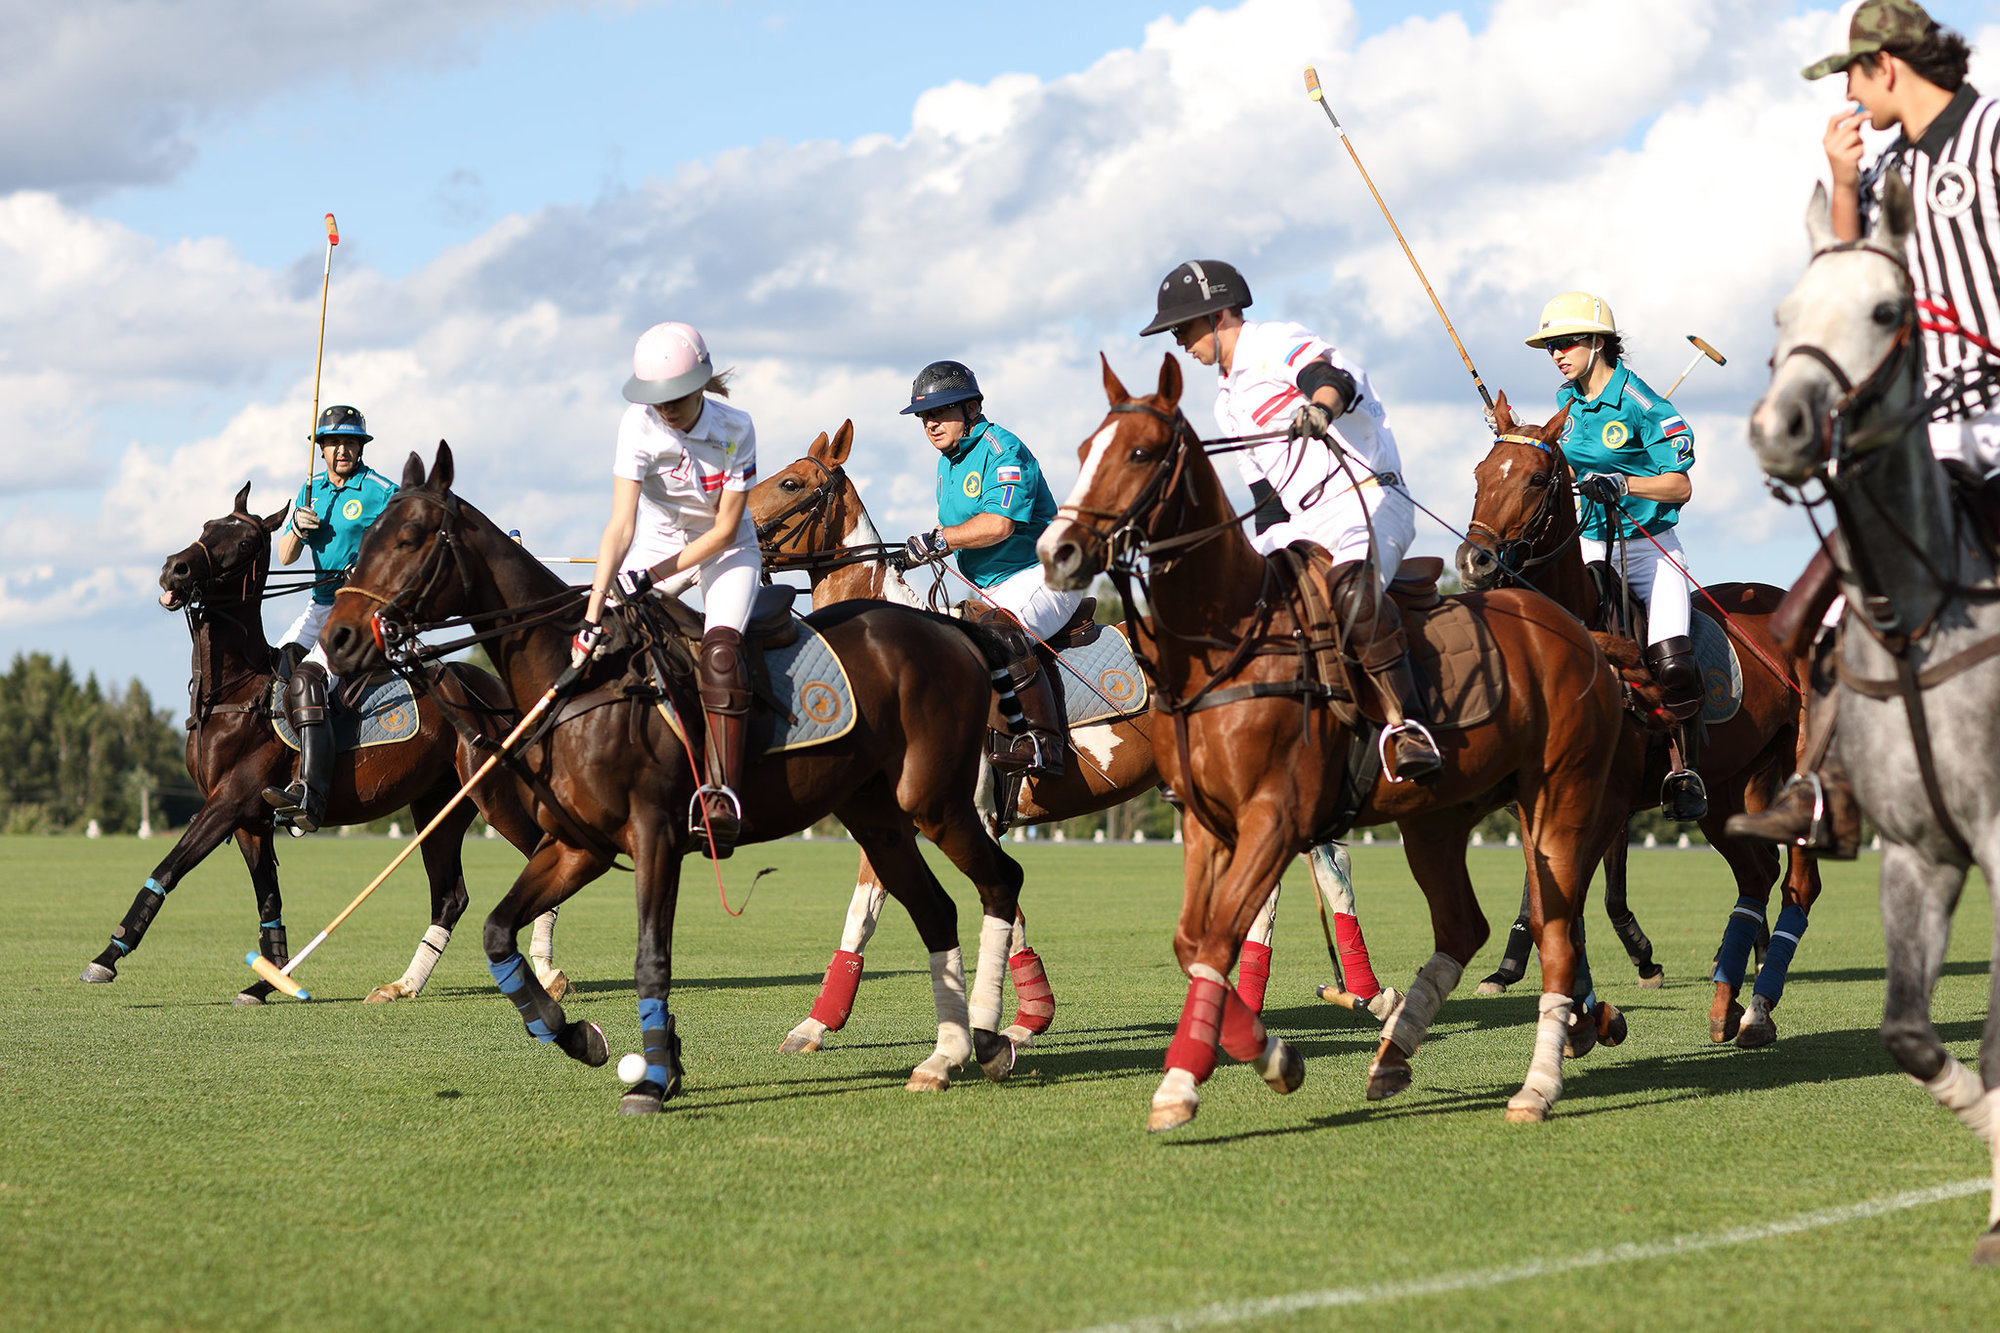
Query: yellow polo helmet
[[1525, 291, 1617, 348]]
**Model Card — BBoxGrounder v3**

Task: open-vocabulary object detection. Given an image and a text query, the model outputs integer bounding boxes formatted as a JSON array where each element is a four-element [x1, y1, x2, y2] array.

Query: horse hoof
[[1596, 1001, 1628, 1047], [232, 990, 267, 1007], [534, 967, 570, 1003], [1261, 1040, 1305, 1096], [906, 1053, 952, 1091], [618, 1084, 665, 1115], [778, 1029, 825, 1055], [1504, 1089, 1553, 1123], [973, 1028, 1016, 1082], [558, 1020, 609, 1068], [1972, 1226, 2000, 1267], [1366, 1060, 1412, 1101], [1000, 1024, 1039, 1049], [1147, 1098, 1198, 1133], [1711, 1001, 1744, 1044], [364, 983, 408, 1004], [1637, 965, 1666, 989], [1476, 979, 1510, 996], [78, 963, 116, 984], [1736, 996, 1776, 1049], [1565, 1009, 1597, 1060]]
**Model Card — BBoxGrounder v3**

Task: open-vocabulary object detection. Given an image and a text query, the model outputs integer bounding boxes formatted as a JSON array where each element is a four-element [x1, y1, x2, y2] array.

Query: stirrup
[[987, 732, 1044, 776], [1378, 720, 1442, 783], [689, 784, 744, 846], [1662, 767, 1708, 822]]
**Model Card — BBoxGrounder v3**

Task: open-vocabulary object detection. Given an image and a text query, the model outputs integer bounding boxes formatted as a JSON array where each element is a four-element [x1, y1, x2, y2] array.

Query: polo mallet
[[1664, 334, 1727, 397], [508, 530, 598, 564], [306, 212, 340, 488], [1311, 865, 1365, 1010], [245, 677, 564, 999], [1304, 67, 1494, 413]]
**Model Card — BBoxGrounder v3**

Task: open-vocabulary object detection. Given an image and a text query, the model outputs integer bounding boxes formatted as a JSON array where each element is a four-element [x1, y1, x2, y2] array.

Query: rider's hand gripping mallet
[[1304, 67, 1494, 413], [245, 678, 564, 999], [1664, 334, 1727, 397], [306, 212, 339, 489]]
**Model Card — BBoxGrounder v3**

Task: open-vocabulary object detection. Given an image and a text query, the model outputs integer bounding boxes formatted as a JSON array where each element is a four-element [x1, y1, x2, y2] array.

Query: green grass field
[[4, 834, 1998, 1330]]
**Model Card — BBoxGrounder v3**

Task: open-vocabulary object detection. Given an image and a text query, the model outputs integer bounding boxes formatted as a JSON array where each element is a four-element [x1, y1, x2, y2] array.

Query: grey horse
[[1750, 174, 2000, 1265]]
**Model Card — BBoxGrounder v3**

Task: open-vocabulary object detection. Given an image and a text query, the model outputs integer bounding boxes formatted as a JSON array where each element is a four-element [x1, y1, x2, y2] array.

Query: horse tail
[[1590, 631, 1674, 731], [937, 613, 1032, 738]]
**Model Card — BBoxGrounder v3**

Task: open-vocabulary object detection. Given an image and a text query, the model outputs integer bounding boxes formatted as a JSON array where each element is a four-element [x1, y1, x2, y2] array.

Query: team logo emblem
[[379, 706, 409, 734], [1601, 420, 1632, 449], [1704, 667, 1730, 710], [1931, 163, 1976, 219], [800, 681, 842, 725], [1100, 669, 1139, 707], [962, 473, 981, 498], [342, 497, 364, 521]]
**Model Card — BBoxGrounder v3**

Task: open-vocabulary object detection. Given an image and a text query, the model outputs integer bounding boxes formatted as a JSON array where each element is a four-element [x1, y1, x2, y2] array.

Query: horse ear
[[1805, 181, 1838, 255], [1101, 353, 1130, 405], [429, 440, 455, 492], [263, 506, 289, 532], [1158, 354, 1182, 409], [828, 419, 854, 466], [233, 481, 253, 515], [1492, 391, 1514, 432], [401, 452, 426, 490], [1877, 172, 1914, 252], [1544, 402, 1570, 444], [805, 431, 830, 463]]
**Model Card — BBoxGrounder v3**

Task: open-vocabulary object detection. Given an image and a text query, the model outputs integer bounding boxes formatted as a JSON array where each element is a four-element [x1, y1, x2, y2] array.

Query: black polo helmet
[[313, 404, 372, 445], [899, 360, 983, 415], [1138, 260, 1253, 337]]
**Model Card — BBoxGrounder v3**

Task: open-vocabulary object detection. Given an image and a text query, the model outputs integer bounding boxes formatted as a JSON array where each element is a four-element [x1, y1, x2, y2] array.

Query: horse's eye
[[1526, 473, 1550, 489], [1128, 448, 1150, 463], [780, 478, 801, 492], [396, 522, 424, 548], [1872, 301, 1900, 327]]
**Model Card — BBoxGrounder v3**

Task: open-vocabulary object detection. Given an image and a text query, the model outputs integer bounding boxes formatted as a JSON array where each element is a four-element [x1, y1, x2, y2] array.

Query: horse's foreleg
[[848, 817, 970, 1090], [1600, 823, 1664, 986], [621, 821, 685, 1115], [781, 856, 889, 1054], [1307, 842, 1396, 1013], [1002, 908, 1054, 1047], [231, 826, 285, 1006], [1738, 845, 1824, 1048], [917, 802, 1029, 1081], [1978, 902, 2000, 1263], [1236, 883, 1278, 1013], [482, 837, 610, 1070], [1369, 811, 1483, 1101], [81, 800, 248, 983], [528, 906, 565, 1000], [367, 792, 476, 1003], [1706, 838, 1781, 1045], [1477, 871, 1535, 996]]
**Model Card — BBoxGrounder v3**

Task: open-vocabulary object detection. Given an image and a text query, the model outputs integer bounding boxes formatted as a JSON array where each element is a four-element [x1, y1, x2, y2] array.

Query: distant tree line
[[0, 653, 188, 835]]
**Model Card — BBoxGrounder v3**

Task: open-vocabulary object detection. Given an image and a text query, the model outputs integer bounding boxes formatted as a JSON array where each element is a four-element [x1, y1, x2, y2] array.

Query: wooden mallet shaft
[[306, 212, 340, 489]]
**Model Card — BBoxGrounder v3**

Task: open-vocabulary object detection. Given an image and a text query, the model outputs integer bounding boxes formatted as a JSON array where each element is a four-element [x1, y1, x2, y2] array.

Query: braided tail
[[946, 616, 1031, 738]]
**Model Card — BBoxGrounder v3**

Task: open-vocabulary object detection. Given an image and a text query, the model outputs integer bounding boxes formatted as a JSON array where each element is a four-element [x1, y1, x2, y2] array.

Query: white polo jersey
[[614, 395, 759, 567], [1213, 319, 1404, 547]]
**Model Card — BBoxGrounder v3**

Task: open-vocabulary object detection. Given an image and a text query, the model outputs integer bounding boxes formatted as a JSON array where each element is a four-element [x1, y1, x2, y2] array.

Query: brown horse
[[320, 443, 1034, 1111], [78, 482, 562, 1005], [749, 422, 1402, 1055], [1457, 398, 1819, 1047], [1038, 355, 1626, 1131]]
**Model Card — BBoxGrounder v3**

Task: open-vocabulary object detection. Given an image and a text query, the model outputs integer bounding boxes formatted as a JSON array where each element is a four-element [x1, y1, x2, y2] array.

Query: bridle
[[1777, 239, 1919, 470], [333, 488, 488, 660], [754, 456, 845, 551], [1462, 431, 1579, 587]]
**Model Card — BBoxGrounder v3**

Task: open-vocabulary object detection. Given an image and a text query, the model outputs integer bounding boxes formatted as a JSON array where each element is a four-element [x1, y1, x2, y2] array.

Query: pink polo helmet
[[623, 322, 713, 404]]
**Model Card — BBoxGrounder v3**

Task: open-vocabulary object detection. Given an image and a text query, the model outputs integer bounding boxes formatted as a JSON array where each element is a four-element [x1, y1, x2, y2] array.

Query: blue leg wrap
[[490, 951, 557, 1042], [1751, 903, 1810, 1005], [1712, 896, 1766, 989], [639, 996, 673, 1087]]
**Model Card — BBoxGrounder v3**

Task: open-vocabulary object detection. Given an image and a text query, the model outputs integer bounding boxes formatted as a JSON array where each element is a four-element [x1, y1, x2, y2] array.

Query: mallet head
[[325, 213, 339, 246], [246, 951, 311, 1000], [1688, 334, 1725, 366]]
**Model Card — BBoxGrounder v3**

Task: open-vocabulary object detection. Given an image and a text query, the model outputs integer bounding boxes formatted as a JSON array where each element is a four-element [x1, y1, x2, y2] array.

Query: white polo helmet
[[1525, 292, 1617, 348], [624, 322, 713, 404]]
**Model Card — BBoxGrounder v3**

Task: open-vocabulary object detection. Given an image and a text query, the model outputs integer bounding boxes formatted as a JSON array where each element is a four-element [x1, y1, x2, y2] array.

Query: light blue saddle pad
[[756, 621, 857, 754], [273, 672, 423, 753], [1690, 608, 1743, 726], [1055, 623, 1149, 728]]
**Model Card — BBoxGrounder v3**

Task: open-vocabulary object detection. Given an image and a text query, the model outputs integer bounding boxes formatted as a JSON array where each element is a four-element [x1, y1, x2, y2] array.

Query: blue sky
[[6, 0, 1999, 711]]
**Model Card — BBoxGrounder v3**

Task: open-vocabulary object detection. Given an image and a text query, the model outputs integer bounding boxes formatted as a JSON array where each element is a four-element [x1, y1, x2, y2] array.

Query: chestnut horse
[[78, 482, 563, 1004], [1458, 398, 1818, 1047], [1038, 355, 1626, 1131], [321, 444, 1033, 1111], [749, 421, 1401, 1054]]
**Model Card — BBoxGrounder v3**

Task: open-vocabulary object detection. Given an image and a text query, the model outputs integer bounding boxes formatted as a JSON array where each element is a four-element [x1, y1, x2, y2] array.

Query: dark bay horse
[[1038, 355, 1626, 1131], [320, 444, 1032, 1111], [78, 482, 561, 1005], [1457, 397, 1818, 1047], [749, 421, 1400, 1055]]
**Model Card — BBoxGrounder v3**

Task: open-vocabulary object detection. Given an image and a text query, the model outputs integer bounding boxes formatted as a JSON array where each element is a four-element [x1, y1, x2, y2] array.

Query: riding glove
[[615, 567, 654, 601], [1288, 403, 1333, 442], [570, 621, 604, 669], [904, 529, 949, 565], [1576, 472, 1629, 506]]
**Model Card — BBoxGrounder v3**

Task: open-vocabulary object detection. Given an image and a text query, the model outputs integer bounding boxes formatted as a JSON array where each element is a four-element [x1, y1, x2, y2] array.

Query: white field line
[[1069, 1178, 1987, 1333]]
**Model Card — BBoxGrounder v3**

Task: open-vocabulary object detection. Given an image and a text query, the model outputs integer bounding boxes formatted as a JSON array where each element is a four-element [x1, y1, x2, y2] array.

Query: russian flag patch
[[996, 464, 1022, 484], [1661, 415, 1690, 437]]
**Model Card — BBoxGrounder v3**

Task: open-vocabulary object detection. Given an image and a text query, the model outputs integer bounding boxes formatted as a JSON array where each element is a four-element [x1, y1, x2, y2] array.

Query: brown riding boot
[[1725, 628, 1858, 857], [695, 627, 752, 859], [262, 660, 332, 835], [1337, 561, 1442, 783]]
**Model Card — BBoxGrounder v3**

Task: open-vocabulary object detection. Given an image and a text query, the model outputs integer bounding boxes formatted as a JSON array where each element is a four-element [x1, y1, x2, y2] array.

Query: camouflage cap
[[1802, 0, 1937, 80]]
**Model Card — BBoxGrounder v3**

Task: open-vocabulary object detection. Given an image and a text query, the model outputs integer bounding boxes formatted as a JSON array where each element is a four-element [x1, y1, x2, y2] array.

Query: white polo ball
[[617, 1052, 647, 1085]]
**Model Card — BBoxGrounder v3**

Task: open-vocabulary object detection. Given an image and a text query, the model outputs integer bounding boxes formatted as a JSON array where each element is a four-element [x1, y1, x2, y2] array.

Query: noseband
[[1778, 239, 1918, 468], [173, 515, 270, 608]]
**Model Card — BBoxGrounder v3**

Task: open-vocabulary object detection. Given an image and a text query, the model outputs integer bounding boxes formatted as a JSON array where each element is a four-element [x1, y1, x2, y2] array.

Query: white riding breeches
[[279, 600, 338, 682], [623, 532, 763, 635], [1579, 527, 1691, 645], [976, 563, 1085, 640], [1251, 477, 1415, 592], [1929, 410, 2000, 475]]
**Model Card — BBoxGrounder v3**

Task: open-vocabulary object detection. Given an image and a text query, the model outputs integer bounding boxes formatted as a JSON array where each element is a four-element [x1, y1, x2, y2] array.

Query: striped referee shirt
[[1861, 84, 2000, 417]]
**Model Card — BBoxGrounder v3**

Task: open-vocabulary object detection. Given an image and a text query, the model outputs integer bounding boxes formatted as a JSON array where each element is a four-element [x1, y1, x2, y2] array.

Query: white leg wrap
[[1310, 843, 1358, 917], [528, 908, 557, 968], [1253, 1033, 1287, 1083], [929, 948, 971, 1067], [839, 880, 889, 954], [1381, 952, 1465, 1057], [1916, 1056, 1994, 1145], [1008, 912, 1028, 955], [1247, 885, 1279, 950], [1153, 1066, 1199, 1111], [968, 915, 1012, 1033], [1508, 992, 1574, 1115], [1188, 961, 1228, 987], [394, 924, 452, 994]]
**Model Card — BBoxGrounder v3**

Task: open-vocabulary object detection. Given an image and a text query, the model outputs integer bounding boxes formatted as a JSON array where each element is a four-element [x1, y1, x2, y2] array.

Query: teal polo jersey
[[1556, 364, 1694, 540], [934, 420, 1059, 588], [290, 464, 398, 604]]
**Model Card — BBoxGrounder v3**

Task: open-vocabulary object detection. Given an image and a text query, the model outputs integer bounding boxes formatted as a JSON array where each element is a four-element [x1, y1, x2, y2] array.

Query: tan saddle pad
[[1401, 596, 1505, 731]]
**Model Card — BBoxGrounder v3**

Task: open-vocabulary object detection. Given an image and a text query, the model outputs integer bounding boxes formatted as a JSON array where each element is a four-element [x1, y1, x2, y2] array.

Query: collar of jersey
[[945, 419, 991, 465], [1911, 82, 1979, 160], [1559, 362, 1631, 414]]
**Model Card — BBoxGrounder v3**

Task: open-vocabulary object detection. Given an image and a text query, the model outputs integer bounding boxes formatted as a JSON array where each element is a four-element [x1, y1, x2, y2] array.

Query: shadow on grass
[[1784, 960, 1984, 984]]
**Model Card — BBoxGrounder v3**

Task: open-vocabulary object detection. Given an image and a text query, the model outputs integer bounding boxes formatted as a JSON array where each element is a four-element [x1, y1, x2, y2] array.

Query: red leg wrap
[[1236, 940, 1272, 1013], [1218, 983, 1268, 1062], [1333, 912, 1382, 999], [807, 949, 864, 1030], [1163, 975, 1224, 1082], [1006, 948, 1055, 1034]]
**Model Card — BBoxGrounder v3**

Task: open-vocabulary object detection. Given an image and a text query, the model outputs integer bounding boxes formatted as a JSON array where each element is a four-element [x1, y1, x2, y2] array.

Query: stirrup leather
[[1378, 719, 1441, 783]]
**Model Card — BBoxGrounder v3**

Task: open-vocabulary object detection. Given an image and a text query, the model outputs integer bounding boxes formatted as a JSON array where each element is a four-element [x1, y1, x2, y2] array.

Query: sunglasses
[[1544, 335, 1593, 354]]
